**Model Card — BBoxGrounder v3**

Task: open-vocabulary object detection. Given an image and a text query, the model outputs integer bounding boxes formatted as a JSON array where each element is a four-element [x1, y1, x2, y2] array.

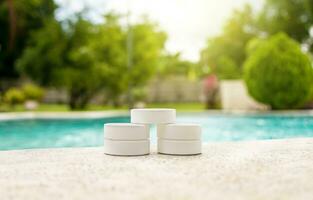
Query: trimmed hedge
[[244, 33, 313, 109], [22, 84, 44, 101], [4, 88, 25, 106]]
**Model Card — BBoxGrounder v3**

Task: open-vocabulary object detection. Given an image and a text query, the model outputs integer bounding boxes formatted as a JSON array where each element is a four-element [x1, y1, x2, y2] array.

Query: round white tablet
[[104, 123, 149, 140], [104, 139, 150, 156], [158, 139, 201, 155], [130, 108, 176, 124], [157, 124, 201, 140]]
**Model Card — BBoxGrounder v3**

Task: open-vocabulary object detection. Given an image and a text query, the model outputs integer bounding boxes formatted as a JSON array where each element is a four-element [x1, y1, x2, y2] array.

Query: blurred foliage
[[258, 0, 313, 44], [17, 13, 166, 109], [130, 20, 166, 87], [56, 17, 106, 110], [99, 16, 166, 106], [200, 5, 256, 80], [131, 87, 147, 102], [22, 83, 44, 101], [90, 14, 128, 107], [2, 0, 313, 110], [158, 53, 200, 79], [215, 56, 240, 80], [3, 87, 25, 106], [200, 0, 313, 79], [244, 33, 313, 109], [0, 0, 57, 79], [16, 19, 67, 86]]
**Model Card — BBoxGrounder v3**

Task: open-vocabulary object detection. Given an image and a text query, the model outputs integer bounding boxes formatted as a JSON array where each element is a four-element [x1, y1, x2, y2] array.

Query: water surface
[[0, 114, 312, 150]]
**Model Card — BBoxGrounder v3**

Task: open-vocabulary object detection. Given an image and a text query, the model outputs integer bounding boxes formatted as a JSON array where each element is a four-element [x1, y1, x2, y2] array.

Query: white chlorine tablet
[[104, 139, 149, 156], [104, 123, 149, 140], [131, 108, 176, 124], [157, 124, 201, 140], [158, 139, 201, 155]]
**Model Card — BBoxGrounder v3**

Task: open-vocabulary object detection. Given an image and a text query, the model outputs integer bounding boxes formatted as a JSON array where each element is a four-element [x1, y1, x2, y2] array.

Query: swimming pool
[[0, 113, 313, 150]]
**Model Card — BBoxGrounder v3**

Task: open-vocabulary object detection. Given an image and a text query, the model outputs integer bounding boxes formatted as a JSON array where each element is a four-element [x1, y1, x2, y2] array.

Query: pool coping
[[0, 111, 129, 121], [1, 109, 313, 121]]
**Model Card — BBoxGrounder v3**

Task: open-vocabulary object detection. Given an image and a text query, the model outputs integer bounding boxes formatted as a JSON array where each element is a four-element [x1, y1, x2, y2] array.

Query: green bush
[[4, 88, 25, 107], [22, 84, 44, 101], [215, 56, 241, 79], [131, 87, 147, 102], [244, 33, 313, 109]]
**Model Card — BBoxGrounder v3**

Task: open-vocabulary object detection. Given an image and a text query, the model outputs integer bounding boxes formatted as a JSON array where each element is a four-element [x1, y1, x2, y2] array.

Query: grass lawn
[[0, 102, 206, 112], [147, 103, 206, 111]]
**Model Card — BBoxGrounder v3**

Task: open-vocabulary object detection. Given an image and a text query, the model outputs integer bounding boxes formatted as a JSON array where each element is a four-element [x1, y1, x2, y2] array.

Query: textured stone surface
[[1, 138, 313, 200]]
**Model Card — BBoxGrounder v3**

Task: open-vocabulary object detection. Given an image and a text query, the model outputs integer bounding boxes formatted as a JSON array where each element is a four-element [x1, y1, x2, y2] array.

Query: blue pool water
[[0, 114, 313, 150]]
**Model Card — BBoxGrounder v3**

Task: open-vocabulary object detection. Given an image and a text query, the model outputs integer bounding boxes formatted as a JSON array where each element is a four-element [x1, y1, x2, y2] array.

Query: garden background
[[1, 0, 313, 111]]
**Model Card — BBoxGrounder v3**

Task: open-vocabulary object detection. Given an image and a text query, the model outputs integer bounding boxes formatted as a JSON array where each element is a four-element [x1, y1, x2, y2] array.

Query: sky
[[55, 0, 263, 61]]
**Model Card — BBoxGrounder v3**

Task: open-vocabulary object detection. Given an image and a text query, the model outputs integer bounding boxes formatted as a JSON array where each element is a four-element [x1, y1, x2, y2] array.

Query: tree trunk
[[112, 99, 121, 108], [69, 90, 80, 110], [7, 0, 17, 51], [69, 88, 92, 110], [206, 88, 218, 109]]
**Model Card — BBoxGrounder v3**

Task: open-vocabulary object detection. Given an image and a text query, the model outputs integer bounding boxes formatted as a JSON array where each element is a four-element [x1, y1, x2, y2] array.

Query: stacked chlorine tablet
[[131, 108, 202, 155], [104, 108, 202, 156], [157, 124, 202, 155], [104, 123, 149, 156]]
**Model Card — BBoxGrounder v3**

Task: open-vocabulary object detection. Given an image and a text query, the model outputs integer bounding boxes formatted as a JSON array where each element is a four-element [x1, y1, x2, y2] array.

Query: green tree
[[89, 14, 128, 106], [258, 0, 313, 44], [215, 56, 240, 79], [17, 17, 103, 109], [130, 20, 166, 87], [244, 33, 313, 109], [158, 53, 199, 79], [200, 4, 256, 79], [18, 14, 167, 109], [89, 15, 166, 106], [17, 19, 67, 86], [0, 0, 57, 79], [59, 18, 108, 109]]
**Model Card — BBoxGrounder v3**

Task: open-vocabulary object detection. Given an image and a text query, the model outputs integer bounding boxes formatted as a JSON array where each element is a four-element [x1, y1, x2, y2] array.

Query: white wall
[[220, 80, 268, 110], [146, 76, 203, 103], [43, 78, 269, 111]]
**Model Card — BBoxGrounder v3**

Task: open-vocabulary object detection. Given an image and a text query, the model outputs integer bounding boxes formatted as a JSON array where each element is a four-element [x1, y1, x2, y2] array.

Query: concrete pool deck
[[1, 138, 313, 200]]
